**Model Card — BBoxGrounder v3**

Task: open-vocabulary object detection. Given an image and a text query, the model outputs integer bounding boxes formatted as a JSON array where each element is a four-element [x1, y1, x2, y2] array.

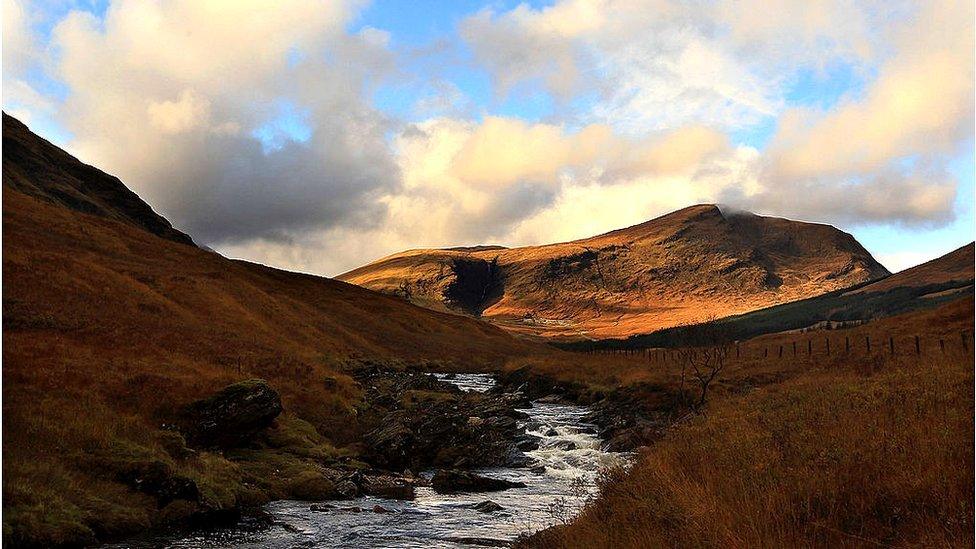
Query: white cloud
[[3, 0, 971, 276], [458, 0, 901, 134], [37, 0, 399, 244]]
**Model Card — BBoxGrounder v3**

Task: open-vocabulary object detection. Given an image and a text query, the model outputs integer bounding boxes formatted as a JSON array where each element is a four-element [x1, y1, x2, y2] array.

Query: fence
[[582, 330, 974, 364]]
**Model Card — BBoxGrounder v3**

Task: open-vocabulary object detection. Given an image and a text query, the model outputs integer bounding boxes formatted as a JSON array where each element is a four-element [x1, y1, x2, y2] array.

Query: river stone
[[551, 440, 578, 451], [431, 470, 526, 494], [472, 500, 504, 513], [515, 435, 541, 451], [179, 379, 282, 448], [115, 460, 199, 507], [360, 475, 416, 500]]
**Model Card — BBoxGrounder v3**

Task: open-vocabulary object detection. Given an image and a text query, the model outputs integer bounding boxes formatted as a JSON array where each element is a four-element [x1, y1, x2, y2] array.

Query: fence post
[[779, 345, 783, 358], [940, 339, 946, 353], [807, 339, 812, 355], [763, 347, 768, 358], [889, 336, 894, 355], [736, 343, 740, 358], [866, 336, 871, 353], [793, 341, 797, 356], [826, 338, 830, 356], [962, 332, 969, 352], [914, 335, 920, 355], [845, 336, 850, 353]]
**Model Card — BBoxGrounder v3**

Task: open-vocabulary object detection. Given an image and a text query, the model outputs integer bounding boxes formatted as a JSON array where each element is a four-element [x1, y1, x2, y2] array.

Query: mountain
[[2, 112, 535, 365], [2, 114, 547, 545], [339, 204, 890, 339], [2, 112, 194, 246], [579, 242, 974, 351], [850, 242, 973, 294]]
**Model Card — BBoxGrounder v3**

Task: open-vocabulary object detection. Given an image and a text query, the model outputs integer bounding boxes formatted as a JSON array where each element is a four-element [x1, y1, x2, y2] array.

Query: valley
[[2, 113, 973, 548]]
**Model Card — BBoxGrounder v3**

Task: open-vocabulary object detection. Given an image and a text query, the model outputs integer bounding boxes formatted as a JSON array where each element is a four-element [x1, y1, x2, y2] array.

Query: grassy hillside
[[2, 181, 548, 545], [525, 298, 975, 547], [340, 204, 888, 340], [563, 243, 974, 352]]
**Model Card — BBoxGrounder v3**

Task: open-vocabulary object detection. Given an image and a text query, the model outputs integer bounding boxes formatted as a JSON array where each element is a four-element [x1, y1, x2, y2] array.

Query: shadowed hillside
[[1, 115, 548, 546], [340, 204, 889, 340], [2, 113, 194, 246]]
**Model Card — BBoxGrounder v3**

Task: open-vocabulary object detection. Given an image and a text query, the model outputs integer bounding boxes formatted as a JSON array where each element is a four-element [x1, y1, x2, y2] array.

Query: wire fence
[[581, 330, 974, 364]]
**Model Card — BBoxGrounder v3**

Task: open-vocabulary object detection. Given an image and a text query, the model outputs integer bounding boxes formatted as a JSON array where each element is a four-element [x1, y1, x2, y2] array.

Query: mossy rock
[[180, 379, 282, 449], [284, 471, 338, 501]]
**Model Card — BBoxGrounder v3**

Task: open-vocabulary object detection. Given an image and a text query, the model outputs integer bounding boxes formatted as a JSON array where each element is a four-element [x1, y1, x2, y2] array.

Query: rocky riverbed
[[116, 371, 634, 548]]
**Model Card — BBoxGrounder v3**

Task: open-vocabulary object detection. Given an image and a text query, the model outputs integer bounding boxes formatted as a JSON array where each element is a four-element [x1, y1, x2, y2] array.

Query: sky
[[3, 0, 974, 275]]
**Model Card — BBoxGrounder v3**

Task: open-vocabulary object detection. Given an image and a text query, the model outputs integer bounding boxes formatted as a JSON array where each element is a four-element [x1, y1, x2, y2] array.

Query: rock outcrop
[[431, 470, 526, 494], [357, 368, 532, 471], [179, 379, 283, 448]]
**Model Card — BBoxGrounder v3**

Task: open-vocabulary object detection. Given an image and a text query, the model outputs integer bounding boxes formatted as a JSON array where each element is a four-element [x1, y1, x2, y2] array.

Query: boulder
[[551, 440, 578, 451], [115, 460, 199, 507], [431, 470, 526, 494], [285, 472, 338, 501], [372, 505, 391, 514], [335, 480, 359, 498], [180, 379, 282, 448], [472, 500, 504, 513], [360, 474, 416, 500], [515, 435, 541, 452]]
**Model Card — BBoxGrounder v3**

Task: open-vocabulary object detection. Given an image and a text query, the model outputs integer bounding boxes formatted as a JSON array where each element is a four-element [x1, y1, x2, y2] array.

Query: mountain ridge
[[339, 204, 890, 339], [2, 112, 195, 246]]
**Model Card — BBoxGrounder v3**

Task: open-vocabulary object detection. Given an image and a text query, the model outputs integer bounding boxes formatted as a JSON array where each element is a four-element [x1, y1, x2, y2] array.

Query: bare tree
[[676, 344, 730, 409], [673, 317, 733, 411]]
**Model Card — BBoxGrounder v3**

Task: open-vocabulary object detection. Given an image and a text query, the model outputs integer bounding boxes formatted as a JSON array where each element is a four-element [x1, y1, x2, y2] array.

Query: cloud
[[716, 0, 972, 227], [458, 0, 899, 133], [719, 160, 958, 227], [447, 116, 729, 189], [4, 0, 971, 276], [2, 0, 57, 125], [768, 2, 973, 180], [33, 0, 398, 244]]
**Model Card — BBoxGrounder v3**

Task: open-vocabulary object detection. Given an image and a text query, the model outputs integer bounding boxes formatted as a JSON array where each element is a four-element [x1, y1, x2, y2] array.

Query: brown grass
[[340, 204, 888, 340], [523, 299, 975, 548], [1, 187, 556, 545], [4, 178, 973, 547]]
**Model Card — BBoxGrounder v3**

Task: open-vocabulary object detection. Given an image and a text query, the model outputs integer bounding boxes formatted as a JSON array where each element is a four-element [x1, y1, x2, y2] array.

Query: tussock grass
[[524, 324, 974, 548]]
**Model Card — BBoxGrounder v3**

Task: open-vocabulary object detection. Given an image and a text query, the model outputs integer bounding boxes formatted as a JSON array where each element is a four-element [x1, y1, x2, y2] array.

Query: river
[[132, 373, 629, 548]]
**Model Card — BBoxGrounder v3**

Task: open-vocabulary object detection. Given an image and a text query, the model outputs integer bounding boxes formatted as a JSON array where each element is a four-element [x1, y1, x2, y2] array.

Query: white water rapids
[[128, 373, 630, 548]]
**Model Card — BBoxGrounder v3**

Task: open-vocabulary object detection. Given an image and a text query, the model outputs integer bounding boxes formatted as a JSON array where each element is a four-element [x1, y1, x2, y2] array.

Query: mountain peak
[[339, 204, 889, 340]]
